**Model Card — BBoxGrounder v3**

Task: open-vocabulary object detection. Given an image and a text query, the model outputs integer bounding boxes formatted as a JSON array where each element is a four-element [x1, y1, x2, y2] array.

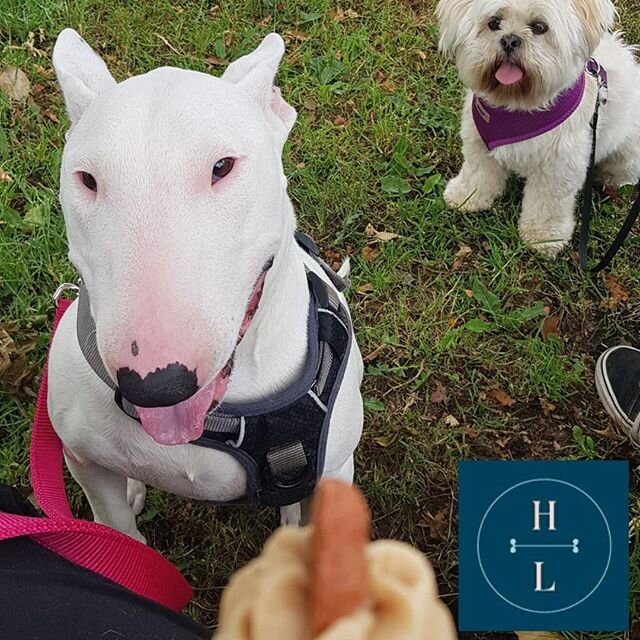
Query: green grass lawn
[[1, 1, 639, 638]]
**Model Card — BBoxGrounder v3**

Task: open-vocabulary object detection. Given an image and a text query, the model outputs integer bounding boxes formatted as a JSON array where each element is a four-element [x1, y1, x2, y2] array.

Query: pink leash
[[0, 298, 193, 611]]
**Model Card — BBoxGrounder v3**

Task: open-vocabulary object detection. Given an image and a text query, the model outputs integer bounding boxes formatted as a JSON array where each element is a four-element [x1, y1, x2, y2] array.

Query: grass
[[1, 0, 639, 637]]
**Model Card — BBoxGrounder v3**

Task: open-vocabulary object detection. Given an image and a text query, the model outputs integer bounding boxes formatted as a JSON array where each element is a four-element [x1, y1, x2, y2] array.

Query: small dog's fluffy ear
[[573, 0, 617, 52], [436, 0, 474, 59]]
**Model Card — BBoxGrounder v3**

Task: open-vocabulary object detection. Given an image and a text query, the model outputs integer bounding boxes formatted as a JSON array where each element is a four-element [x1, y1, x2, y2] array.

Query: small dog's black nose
[[117, 362, 198, 407], [501, 34, 523, 53]]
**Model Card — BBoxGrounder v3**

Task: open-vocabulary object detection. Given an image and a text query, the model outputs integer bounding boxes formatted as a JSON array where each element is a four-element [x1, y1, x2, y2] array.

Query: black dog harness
[[74, 233, 353, 507]]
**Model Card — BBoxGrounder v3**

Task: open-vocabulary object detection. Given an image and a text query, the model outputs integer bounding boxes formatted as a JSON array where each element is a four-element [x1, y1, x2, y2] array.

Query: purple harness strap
[[473, 60, 607, 151]]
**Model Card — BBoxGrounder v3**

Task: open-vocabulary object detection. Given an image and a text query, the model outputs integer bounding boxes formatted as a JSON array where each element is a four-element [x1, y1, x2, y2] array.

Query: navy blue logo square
[[459, 461, 629, 632]]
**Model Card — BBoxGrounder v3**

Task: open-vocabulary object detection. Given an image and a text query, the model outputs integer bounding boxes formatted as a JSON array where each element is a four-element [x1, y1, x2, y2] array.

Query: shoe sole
[[595, 347, 635, 436]]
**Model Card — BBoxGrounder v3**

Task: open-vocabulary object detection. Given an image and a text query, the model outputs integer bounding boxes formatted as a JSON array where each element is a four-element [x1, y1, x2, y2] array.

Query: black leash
[[579, 61, 640, 273]]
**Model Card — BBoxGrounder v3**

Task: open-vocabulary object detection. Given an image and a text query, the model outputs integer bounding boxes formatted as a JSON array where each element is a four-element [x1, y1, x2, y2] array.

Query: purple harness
[[473, 60, 607, 151]]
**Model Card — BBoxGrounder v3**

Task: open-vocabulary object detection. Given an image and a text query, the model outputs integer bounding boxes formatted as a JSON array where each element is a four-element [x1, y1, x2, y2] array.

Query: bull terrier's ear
[[53, 28, 116, 126], [222, 33, 297, 142]]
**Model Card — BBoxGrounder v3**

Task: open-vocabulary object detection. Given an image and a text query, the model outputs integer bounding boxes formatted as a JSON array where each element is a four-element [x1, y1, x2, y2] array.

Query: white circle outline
[[476, 478, 612, 614]]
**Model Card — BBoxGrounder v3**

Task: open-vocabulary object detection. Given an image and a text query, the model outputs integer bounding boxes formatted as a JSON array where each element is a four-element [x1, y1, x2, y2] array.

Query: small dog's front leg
[[444, 134, 507, 212], [64, 450, 146, 543], [519, 169, 580, 258]]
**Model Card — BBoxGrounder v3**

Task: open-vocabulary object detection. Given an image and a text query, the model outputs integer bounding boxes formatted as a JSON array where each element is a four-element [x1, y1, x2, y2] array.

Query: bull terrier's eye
[[212, 158, 235, 184], [530, 22, 549, 35], [488, 17, 502, 31], [79, 171, 97, 192]]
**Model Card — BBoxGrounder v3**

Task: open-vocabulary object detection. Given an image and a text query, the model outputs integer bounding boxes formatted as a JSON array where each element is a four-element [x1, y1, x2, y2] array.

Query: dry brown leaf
[[333, 7, 360, 21], [286, 30, 308, 42], [414, 49, 427, 61], [464, 289, 474, 298], [488, 385, 516, 407], [356, 283, 373, 295], [257, 14, 272, 27], [42, 108, 60, 123], [302, 96, 317, 111], [444, 415, 460, 427], [541, 315, 561, 341], [452, 244, 472, 270], [515, 633, 563, 640], [0, 324, 38, 398], [204, 56, 229, 67], [0, 167, 12, 183], [0, 67, 31, 101], [540, 397, 557, 415], [430, 381, 448, 405], [418, 510, 448, 541], [365, 223, 399, 243], [323, 249, 342, 271], [601, 273, 630, 310], [381, 78, 396, 93], [363, 344, 385, 363], [361, 246, 379, 263], [333, 115, 347, 127]]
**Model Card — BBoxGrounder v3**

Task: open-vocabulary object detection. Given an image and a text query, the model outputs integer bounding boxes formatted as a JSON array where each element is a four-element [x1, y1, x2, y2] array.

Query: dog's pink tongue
[[496, 62, 524, 85], [136, 375, 229, 446]]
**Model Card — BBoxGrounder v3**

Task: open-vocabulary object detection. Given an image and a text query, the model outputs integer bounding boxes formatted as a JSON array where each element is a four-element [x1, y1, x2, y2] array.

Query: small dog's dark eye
[[531, 22, 549, 35], [488, 17, 502, 31], [212, 158, 235, 184], [80, 171, 97, 192]]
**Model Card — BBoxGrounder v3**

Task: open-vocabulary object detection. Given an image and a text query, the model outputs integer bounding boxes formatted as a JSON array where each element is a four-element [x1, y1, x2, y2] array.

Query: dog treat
[[215, 480, 457, 640], [309, 479, 370, 634]]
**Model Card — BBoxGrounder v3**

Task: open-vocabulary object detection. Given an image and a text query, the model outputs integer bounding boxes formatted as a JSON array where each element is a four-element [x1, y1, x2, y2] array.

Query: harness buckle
[[53, 282, 80, 307]]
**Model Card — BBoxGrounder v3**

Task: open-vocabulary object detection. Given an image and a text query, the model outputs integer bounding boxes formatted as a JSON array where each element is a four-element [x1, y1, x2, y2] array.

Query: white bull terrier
[[47, 29, 364, 541]]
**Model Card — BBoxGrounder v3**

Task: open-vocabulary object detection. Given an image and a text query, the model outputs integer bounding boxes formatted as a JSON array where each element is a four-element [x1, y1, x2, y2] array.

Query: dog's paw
[[127, 478, 147, 516], [444, 176, 494, 212], [280, 503, 302, 527], [519, 228, 569, 258]]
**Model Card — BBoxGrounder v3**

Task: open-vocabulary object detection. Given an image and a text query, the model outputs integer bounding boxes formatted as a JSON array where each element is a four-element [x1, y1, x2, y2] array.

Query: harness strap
[[579, 60, 640, 273], [266, 441, 309, 487], [295, 231, 350, 292], [0, 299, 192, 611]]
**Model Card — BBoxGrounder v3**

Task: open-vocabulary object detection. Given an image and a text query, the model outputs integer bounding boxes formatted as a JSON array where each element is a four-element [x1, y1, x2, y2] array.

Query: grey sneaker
[[595, 345, 640, 448]]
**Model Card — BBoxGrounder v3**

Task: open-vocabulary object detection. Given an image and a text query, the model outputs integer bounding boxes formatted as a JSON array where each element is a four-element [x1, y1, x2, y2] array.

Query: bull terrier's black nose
[[117, 363, 198, 407], [501, 34, 523, 54]]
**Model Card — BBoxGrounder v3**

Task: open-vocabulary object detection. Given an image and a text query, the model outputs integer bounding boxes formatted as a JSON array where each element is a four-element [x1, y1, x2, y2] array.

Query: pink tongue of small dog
[[496, 61, 524, 85], [136, 374, 230, 445]]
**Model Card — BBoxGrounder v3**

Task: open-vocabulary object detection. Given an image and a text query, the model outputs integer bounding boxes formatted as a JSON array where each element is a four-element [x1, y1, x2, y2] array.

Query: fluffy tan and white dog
[[437, 0, 640, 256]]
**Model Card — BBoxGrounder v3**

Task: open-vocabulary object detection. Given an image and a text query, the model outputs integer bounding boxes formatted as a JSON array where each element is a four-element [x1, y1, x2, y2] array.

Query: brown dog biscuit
[[309, 479, 371, 635]]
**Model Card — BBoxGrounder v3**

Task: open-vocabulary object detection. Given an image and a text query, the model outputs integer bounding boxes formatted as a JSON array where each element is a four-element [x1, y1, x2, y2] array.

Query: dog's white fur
[[437, 0, 640, 256], [47, 29, 363, 540]]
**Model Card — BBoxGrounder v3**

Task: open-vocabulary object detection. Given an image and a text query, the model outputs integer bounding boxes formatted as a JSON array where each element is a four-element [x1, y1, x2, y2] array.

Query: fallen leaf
[[601, 273, 629, 310], [374, 434, 396, 448], [302, 96, 317, 111], [444, 415, 460, 427], [541, 315, 561, 341], [0, 324, 38, 398], [464, 289, 474, 298], [365, 223, 399, 243], [430, 381, 448, 405], [540, 398, 556, 415], [418, 510, 448, 541], [414, 49, 427, 61], [363, 344, 385, 362], [323, 249, 342, 271], [332, 7, 360, 21], [41, 108, 60, 123], [257, 14, 272, 27], [488, 385, 516, 407], [381, 78, 396, 93], [0, 167, 12, 182], [452, 244, 472, 270], [356, 283, 373, 295], [204, 55, 229, 67], [333, 115, 347, 126], [362, 245, 379, 263], [0, 67, 31, 101]]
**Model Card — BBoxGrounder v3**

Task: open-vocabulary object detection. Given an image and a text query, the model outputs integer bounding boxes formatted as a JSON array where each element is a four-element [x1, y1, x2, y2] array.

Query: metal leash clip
[[53, 281, 80, 307]]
